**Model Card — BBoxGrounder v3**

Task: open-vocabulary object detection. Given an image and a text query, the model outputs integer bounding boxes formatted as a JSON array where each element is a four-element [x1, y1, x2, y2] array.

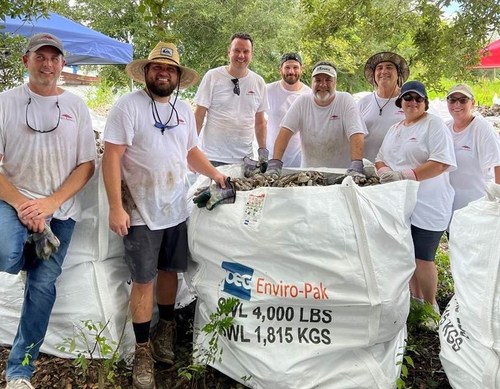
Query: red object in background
[[477, 39, 500, 69]]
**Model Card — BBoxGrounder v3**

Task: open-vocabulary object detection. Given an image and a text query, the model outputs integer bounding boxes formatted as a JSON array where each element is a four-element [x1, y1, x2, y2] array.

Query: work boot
[[132, 343, 155, 389], [151, 319, 175, 364]]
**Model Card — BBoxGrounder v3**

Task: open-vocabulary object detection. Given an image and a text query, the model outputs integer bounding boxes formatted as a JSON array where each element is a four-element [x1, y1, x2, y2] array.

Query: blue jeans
[[0, 200, 75, 381]]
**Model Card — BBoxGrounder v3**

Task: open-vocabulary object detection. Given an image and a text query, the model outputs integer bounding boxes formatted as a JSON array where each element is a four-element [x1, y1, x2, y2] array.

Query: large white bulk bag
[[439, 183, 500, 387], [0, 164, 195, 358], [439, 296, 500, 388], [187, 171, 418, 389]]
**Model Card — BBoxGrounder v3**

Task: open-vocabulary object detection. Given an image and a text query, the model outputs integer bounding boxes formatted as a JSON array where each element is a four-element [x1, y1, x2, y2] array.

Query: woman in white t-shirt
[[375, 81, 456, 317], [445, 83, 500, 213]]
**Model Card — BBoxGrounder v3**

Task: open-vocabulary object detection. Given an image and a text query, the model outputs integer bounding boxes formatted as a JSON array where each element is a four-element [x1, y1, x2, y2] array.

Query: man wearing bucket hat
[[194, 32, 269, 168], [358, 52, 410, 162], [272, 61, 366, 173], [0, 33, 96, 388], [102, 42, 226, 389], [265, 52, 311, 168]]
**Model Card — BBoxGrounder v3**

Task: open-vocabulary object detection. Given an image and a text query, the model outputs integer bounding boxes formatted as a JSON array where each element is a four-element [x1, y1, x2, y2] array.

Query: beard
[[283, 74, 300, 85], [314, 90, 334, 103], [146, 79, 177, 97]]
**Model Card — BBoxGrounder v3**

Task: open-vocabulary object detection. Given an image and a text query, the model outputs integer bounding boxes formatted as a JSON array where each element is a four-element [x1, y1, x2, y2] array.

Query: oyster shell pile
[[230, 171, 379, 191]]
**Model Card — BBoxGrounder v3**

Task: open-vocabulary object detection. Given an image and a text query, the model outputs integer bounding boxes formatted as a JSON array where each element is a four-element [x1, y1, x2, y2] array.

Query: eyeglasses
[[231, 78, 240, 96], [447, 96, 470, 105], [25, 97, 61, 133], [402, 94, 425, 103], [150, 99, 179, 134]]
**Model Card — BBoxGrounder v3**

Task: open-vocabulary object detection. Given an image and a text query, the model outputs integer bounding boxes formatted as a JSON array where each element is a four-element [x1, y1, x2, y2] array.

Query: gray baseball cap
[[26, 33, 64, 54]]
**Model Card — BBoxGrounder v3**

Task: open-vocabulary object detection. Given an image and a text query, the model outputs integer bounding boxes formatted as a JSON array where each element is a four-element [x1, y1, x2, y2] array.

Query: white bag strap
[[341, 176, 381, 345]]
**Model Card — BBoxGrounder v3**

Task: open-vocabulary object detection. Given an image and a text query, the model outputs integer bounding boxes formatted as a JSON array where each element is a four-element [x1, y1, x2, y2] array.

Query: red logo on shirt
[[460, 145, 471, 151], [61, 113, 74, 120], [329, 115, 340, 120], [247, 90, 256, 95]]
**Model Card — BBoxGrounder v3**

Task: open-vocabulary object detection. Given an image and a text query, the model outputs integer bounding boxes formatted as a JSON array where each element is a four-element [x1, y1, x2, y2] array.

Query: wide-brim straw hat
[[364, 52, 409, 87], [126, 42, 199, 88]]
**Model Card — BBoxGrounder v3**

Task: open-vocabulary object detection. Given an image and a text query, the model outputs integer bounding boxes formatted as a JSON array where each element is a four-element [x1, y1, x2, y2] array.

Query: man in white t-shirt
[[0, 33, 96, 389], [266, 53, 311, 167], [273, 61, 366, 172], [194, 32, 269, 168], [102, 42, 226, 389]]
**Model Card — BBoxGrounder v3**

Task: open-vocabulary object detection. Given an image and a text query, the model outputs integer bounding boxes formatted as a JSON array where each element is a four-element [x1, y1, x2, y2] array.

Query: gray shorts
[[123, 221, 188, 283], [411, 225, 444, 261]]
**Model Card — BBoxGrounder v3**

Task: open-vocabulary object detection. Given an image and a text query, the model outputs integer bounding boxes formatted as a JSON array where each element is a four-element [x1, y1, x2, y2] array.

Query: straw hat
[[126, 42, 199, 88], [364, 52, 409, 86]]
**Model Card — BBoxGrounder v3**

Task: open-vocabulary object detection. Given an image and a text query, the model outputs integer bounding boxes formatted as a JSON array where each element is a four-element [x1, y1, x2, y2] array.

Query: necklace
[[373, 92, 394, 116]]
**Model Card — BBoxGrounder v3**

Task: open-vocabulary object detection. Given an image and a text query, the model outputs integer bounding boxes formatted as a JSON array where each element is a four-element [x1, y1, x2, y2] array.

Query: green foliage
[[0, 34, 26, 92], [396, 343, 417, 389], [178, 297, 239, 387], [57, 319, 125, 388]]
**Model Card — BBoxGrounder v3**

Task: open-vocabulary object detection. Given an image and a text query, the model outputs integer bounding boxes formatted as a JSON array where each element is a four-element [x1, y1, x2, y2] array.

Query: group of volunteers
[[0, 30, 499, 389]]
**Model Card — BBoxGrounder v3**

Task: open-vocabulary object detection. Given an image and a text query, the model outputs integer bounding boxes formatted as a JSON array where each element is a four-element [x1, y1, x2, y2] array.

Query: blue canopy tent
[[0, 12, 132, 65]]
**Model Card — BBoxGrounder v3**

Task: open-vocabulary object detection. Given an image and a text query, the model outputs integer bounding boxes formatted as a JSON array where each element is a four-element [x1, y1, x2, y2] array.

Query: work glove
[[243, 156, 261, 178], [346, 160, 364, 175], [362, 159, 377, 178], [257, 148, 269, 173], [193, 177, 236, 210], [265, 159, 283, 177], [29, 224, 60, 260], [379, 169, 417, 184]]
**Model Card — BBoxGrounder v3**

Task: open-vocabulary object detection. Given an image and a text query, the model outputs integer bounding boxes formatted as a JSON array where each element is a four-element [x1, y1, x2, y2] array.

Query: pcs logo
[[221, 261, 254, 301]]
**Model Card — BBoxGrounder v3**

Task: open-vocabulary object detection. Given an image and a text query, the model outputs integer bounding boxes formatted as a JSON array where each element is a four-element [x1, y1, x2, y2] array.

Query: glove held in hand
[[257, 148, 269, 173], [30, 224, 60, 260]]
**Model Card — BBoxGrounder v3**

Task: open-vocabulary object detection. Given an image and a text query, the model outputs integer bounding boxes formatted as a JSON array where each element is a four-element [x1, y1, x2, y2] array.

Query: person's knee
[[0, 245, 24, 274]]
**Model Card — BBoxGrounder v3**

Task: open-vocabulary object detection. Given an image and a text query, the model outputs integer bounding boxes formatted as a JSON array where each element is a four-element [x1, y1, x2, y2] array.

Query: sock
[[158, 304, 175, 321], [133, 321, 151, 344]]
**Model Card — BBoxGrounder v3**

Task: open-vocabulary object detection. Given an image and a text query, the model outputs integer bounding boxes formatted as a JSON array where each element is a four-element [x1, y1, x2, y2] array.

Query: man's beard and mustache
[[314, 90, 334, 103], [283, 74, 300, 85], [146, 79, 177, 97]]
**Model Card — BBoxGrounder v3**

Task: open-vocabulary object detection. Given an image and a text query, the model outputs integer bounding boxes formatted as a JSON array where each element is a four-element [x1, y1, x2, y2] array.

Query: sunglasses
[[447, 96, 470, 105], [25, 97, 61, 133], [280, 53, 302, 64], [231, 78, 240, 96], [402, 94, 425, 103], [150, 100, 179, 134]]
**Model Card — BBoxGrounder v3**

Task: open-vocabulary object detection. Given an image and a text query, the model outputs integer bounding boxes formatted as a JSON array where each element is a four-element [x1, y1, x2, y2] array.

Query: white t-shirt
[[281, 91, 366, 169], [377, 113, 457, 231], [266, 81, 311, 167], [358, 92, 405, 162], [104, 90, 198, 230], [194, 66, 269, 164], [0, 84, 96, 221], [446, 115, 500, 212]]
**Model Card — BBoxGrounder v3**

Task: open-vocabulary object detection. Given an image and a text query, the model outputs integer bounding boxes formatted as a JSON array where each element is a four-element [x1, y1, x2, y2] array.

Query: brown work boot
[[151, 319, 176, 364], [133, 343, 156, 389]]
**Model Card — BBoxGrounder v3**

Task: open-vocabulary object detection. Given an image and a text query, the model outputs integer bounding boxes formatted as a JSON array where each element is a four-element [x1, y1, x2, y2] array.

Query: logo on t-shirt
[[329, 115, 340, 120], [61, 113, 74, 121], [459, 145, 471, 151], [247, 90, 256, 95]]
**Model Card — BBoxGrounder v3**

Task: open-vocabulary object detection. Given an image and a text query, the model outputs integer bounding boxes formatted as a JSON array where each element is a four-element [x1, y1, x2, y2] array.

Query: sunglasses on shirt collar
[[231, 78, 240, 96]]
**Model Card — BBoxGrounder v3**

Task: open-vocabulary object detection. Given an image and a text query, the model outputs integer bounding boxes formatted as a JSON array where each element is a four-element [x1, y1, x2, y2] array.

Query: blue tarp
[[1, 12, 133, 65]]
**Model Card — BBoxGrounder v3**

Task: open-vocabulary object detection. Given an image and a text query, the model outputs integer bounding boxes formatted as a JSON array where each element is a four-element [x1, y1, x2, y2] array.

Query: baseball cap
[[26, 33, 64, 54], [280, 52, 302, 66], [395, 80, 428, 108], [311, 62, 337, 78], [446, 84, 474, 99]]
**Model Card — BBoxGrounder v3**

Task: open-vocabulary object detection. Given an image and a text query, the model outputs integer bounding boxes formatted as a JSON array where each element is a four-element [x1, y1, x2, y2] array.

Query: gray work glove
[[265, 159, 283, 177], [362, 159, 377, 178], [346, 160, 364, 175], [257, 148, 269, 173], [379, 169, 416, 184], [29, 224, 60, 260], [243, 156, 261, 178], [193, 177, 236, 210]]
